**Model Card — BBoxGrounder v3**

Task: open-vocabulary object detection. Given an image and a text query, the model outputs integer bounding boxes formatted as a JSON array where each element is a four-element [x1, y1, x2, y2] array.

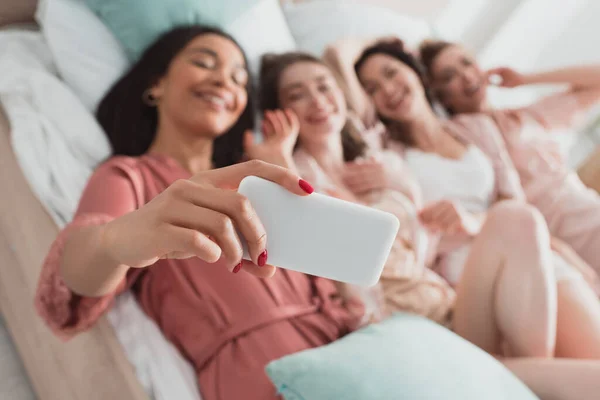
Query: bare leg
[[453, 201, 557, 357], [555, 279, 600, 358], [503, 358, 600, 400]]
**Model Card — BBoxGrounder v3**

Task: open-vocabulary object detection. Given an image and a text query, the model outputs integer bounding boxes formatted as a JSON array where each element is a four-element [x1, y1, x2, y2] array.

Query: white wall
[[354, 0, 449, 20], [435, 0, 523, 52], [535, 0, 600, 69]]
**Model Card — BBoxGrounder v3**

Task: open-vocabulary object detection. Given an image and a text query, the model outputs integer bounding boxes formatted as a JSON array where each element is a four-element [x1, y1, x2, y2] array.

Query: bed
[[0, 104, 149, 399], [1, 2, 600, 400]]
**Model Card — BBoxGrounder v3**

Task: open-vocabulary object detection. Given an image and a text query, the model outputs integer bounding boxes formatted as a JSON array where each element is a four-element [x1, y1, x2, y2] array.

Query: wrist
[[99, 221, 130, 272]]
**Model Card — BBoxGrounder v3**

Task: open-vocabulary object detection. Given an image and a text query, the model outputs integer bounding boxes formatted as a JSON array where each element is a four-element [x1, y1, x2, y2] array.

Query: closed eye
[[287, 91, 304, 102]]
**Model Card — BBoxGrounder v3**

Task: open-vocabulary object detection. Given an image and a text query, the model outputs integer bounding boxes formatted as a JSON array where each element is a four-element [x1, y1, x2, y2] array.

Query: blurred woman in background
[[420, 39, 600, 272], [355, 38, 600, 400]]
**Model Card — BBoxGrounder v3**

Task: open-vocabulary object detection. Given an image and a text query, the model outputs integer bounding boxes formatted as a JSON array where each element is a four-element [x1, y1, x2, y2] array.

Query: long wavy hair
[[259, 52, 367, 162], [354, 39, 435, 147], [96, 26, 255, 168]]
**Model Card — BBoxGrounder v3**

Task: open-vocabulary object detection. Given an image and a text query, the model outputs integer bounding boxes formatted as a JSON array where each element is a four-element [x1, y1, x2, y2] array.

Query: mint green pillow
[[84, 0, 258, 60], [266, 313, 539, 400]]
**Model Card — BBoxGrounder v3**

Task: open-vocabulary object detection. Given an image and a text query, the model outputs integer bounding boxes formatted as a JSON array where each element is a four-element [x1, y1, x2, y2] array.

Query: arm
[[492, 65, 600, 121], [526, 66, 600, 116], [60, 165, 138, 297], [522, 65, 600, 92], [35, 161, 141, 339], [323, 38, 379, 127]]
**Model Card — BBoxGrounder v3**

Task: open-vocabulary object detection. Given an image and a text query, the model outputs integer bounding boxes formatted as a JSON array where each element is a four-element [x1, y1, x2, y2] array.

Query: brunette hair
[[96, 25, 255, 168], [354, 38, 434, 146], [418, 39, 453, 78], [259, 52, 367, 161]]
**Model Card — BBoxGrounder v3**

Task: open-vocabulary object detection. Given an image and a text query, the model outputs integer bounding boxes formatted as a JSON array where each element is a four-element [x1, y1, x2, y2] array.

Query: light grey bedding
[[0, 316, 36, 400]]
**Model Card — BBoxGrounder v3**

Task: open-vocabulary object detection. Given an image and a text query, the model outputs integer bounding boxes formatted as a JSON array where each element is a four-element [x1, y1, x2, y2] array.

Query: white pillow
[[226, 0, 297, 77], [36, 0, 295, 113], [35, 0, 129, 111], [283, 0, 433, 56]]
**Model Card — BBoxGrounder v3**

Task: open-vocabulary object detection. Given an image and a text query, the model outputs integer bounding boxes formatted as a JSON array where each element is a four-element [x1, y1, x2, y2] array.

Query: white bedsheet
[[0, 29, 201, 400]]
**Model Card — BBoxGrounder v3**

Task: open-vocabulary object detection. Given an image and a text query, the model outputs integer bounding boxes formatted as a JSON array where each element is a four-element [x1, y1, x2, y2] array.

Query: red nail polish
[[233, 262, 242, 274], [258, 250, 268, 267], [299, 179, 314, 194]]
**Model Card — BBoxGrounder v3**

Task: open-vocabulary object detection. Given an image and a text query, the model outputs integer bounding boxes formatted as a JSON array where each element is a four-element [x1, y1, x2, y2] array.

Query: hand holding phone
[[238, 176, 400, 286]]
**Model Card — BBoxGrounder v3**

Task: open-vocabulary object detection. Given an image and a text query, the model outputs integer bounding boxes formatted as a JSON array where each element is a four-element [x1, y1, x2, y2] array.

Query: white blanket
[[0, 29, 201, 400]]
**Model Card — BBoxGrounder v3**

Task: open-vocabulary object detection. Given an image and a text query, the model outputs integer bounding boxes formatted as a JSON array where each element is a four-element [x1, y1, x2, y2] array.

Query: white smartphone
[[238, 176, 400, 287]]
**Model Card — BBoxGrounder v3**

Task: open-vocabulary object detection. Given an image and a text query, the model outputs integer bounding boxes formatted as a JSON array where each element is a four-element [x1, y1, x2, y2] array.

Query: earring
[[142, 89, 158, 106]]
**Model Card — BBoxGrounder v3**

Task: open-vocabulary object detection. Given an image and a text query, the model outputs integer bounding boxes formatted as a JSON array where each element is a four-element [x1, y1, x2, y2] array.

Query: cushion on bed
[[36, 0, 129, 111], [84, 0, 296, 76], [266, 313, 539, 400], [84, 0, 259, 60]]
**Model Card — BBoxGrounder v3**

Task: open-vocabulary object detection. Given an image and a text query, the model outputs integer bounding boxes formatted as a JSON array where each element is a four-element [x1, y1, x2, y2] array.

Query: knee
[[485, 200, 549, 243]]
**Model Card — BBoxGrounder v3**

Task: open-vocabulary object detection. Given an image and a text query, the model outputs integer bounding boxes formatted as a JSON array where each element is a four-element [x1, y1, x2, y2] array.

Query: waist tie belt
[[193, 302, 322, 371]]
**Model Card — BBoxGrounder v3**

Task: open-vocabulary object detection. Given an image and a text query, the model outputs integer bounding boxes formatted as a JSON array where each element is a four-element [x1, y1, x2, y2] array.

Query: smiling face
[[277, 61, 348, 146], [428, 44, 487, 113], [357, 53, 431, 124], [150, 33, 249, 138]]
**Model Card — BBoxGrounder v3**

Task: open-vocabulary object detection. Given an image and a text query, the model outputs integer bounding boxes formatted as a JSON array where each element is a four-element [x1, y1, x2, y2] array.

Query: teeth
[[205, 95, 226, 105]]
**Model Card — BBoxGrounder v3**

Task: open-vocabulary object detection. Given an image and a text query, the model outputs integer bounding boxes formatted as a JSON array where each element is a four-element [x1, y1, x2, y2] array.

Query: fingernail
[[258, 250, 268, 267], [233, 262, 242, 274], [299, 179, 314, 194]]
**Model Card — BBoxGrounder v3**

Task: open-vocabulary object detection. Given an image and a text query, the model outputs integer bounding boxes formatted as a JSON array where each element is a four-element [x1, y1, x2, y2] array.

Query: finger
[[240, 259, 277, 278], [447, 220, 465, 235], [430, 203, 452, 222], [167, 200, 244, 270], [347, 181, 374, 195], [437, 210, 459, 232], [419, 203, 443, 221], [262, 116, 275, 138], [184, 188, 268, 267], [419, 202, 453, 229], [267, 110, 284, 135], [162, 225, 222, 263], [194, 160, 313, 196], [344, 174, 375, 194], [285, 109, 300, 133], [418, 205, 437, 223], [274, 110, 291, 137], [342, 169, 367, 185]]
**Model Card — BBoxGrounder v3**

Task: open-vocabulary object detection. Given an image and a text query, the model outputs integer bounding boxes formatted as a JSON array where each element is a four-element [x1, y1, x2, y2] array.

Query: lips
[[464, 80, 484, 97], [386, 89, 408, 111]]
